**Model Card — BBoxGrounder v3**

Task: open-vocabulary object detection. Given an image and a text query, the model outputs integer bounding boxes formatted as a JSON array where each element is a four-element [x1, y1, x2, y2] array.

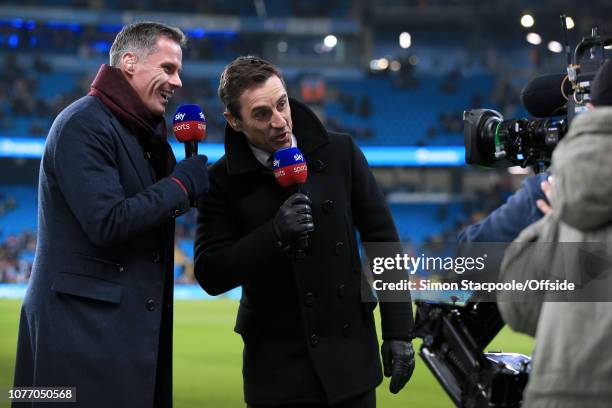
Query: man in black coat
[[194, 56, 415, 407], [13, 22, 208, 408]]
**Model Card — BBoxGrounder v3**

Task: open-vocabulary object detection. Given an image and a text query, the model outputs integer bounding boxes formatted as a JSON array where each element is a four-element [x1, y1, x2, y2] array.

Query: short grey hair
[[109, 21, 187, 67]]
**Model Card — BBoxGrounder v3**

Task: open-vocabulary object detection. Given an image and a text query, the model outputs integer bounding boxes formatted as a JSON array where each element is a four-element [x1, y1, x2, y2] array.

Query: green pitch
[[0, 299, 533, 407]]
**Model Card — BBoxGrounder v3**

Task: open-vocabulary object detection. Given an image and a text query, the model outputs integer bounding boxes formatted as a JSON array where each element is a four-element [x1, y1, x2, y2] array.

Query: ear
[[224, 111, 242, 132], [120, 52, 138, 76]]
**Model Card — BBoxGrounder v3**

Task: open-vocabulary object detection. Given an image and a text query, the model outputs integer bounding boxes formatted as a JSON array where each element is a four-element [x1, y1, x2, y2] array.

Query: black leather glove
[[171, 155, 209, 200], [381, 340, 415, 394], [272, 193, 314, 245]]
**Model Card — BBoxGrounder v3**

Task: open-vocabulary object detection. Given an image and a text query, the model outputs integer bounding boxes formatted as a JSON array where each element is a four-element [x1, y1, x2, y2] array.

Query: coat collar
[[224, 98, 330, 176]]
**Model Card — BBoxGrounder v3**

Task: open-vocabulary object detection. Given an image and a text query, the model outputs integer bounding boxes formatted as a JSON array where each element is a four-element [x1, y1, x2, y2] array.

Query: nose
[[270, 110, 287, 128], [169, 72, 182, 89]]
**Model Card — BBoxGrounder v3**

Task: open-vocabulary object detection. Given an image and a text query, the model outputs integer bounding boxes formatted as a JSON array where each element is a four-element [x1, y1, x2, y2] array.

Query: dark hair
[[109, 21, 186, 67], [218, 56, 286, 118]]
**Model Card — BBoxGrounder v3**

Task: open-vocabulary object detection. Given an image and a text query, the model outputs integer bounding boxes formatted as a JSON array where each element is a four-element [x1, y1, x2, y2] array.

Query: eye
[[254, 109, 271, 120], [278, 100, 287, 110]]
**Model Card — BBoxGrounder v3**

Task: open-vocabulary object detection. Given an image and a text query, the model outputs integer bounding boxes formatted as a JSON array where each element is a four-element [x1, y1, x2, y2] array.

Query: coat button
[[172, 209, 181, 218], [152, 252, 161, 263], [295, 249, 306, 262], [118, 265, 125, 272], [334, 241, 344, 255], [310, 334, 319, 347], [337, 284, 346, 298], [145, 299, 156, 311], [322, 200, 334, 213], [144, 152, 151, 160], [342, 323, 352, 337], [304, 292, 315, 307], [314, 160, 325, 172]]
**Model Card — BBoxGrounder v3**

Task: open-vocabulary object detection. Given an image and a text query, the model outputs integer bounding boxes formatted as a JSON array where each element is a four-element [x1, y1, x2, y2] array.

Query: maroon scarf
[[88, 64, 176, 180]]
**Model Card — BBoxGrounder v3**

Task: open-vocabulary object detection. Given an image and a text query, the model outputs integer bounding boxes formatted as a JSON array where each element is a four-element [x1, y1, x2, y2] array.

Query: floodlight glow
[[526, 32, 542, 45], [324, 35, 338, 48], [565, 16, 575, 29], [521, 14, 535, 28], [399, 32, 412, 49], [548, 41, 563, 53]]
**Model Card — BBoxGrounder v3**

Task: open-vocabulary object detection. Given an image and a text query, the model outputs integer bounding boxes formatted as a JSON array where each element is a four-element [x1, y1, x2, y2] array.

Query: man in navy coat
[[13, 22, 208, 408]]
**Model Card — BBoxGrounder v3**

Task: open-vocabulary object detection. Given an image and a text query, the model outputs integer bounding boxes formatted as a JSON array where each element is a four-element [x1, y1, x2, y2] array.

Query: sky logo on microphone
[[273, 147, 308, 187], [173, 104, 206, 142]]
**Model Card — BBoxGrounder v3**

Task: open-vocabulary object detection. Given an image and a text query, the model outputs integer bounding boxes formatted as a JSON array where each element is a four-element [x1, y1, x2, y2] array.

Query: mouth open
[[160, 90, 173, 104], [274, 131, 290, 141]]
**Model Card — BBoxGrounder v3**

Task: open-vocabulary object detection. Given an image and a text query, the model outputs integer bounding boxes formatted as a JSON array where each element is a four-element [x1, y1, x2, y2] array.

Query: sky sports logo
[[173, 122, 206, 131], [273, 163, 307, 177], [174, 111, 205, 121]]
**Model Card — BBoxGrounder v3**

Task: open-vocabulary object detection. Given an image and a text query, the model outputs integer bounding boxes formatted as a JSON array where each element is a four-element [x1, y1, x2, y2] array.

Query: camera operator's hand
[[272, 193, 314, 246], [381, 340, 415, 394], [536, 175, 554, 215]]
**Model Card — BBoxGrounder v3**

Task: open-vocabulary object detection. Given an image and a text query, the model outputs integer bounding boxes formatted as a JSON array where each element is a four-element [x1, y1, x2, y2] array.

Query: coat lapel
[[109, 113, 155, 188]]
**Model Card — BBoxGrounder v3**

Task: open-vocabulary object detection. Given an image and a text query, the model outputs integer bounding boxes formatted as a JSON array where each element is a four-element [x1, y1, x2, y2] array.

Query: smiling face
[[124, 35, 183, 116], [225, 75, 293, 154]]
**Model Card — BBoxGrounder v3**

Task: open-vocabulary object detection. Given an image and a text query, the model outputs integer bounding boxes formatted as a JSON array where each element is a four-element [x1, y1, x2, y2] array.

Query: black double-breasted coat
[[13, 96, 190, 408], [194, 99, 413, 405]]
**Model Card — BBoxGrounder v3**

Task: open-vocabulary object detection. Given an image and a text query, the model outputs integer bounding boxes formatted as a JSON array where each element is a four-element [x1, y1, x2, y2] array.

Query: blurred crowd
[[0, 54, 89, 135], [0, 55, 383, 142]]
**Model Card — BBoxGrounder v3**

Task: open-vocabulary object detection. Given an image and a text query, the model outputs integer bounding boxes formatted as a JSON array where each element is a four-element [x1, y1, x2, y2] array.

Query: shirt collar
[[247, 133, 297, 168]]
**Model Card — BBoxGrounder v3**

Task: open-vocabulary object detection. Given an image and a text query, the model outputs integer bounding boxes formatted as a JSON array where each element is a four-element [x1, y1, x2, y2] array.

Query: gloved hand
[[381, 340, 415, 394], [272, 193, 314, 245], [171, 155, 209, 200]]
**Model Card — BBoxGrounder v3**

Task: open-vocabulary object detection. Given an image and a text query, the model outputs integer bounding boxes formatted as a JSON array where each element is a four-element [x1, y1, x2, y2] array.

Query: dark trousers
[[247, 389, 376, 408]]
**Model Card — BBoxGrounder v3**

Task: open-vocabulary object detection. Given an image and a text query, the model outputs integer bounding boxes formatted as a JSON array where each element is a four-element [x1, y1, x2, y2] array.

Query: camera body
[[464, 30, 612, 173], [414, 301, 531, 408]]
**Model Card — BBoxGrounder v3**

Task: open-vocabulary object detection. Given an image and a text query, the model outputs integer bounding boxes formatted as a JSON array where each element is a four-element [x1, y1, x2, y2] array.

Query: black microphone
[[520, 73, 573, 118]]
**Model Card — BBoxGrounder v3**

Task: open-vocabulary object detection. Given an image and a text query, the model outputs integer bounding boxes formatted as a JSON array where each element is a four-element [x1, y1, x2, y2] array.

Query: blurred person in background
[[13, 21, 208, 408], [194, 56, 415, 408]]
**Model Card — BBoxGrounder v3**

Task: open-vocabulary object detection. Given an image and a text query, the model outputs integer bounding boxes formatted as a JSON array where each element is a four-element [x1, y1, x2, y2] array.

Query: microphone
[[172, 104, 206, 158], [520, 73, 573, 118], [273, 147, 309, 249], [173, 104, 206, 206]]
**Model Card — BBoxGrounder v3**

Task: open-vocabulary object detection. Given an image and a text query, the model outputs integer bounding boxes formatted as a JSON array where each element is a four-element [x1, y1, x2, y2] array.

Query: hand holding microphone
[[171, 155, 209, 201], [272, 193, 314, 248], [272, 146, 312, 249], [172, 104, 208, 206]]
